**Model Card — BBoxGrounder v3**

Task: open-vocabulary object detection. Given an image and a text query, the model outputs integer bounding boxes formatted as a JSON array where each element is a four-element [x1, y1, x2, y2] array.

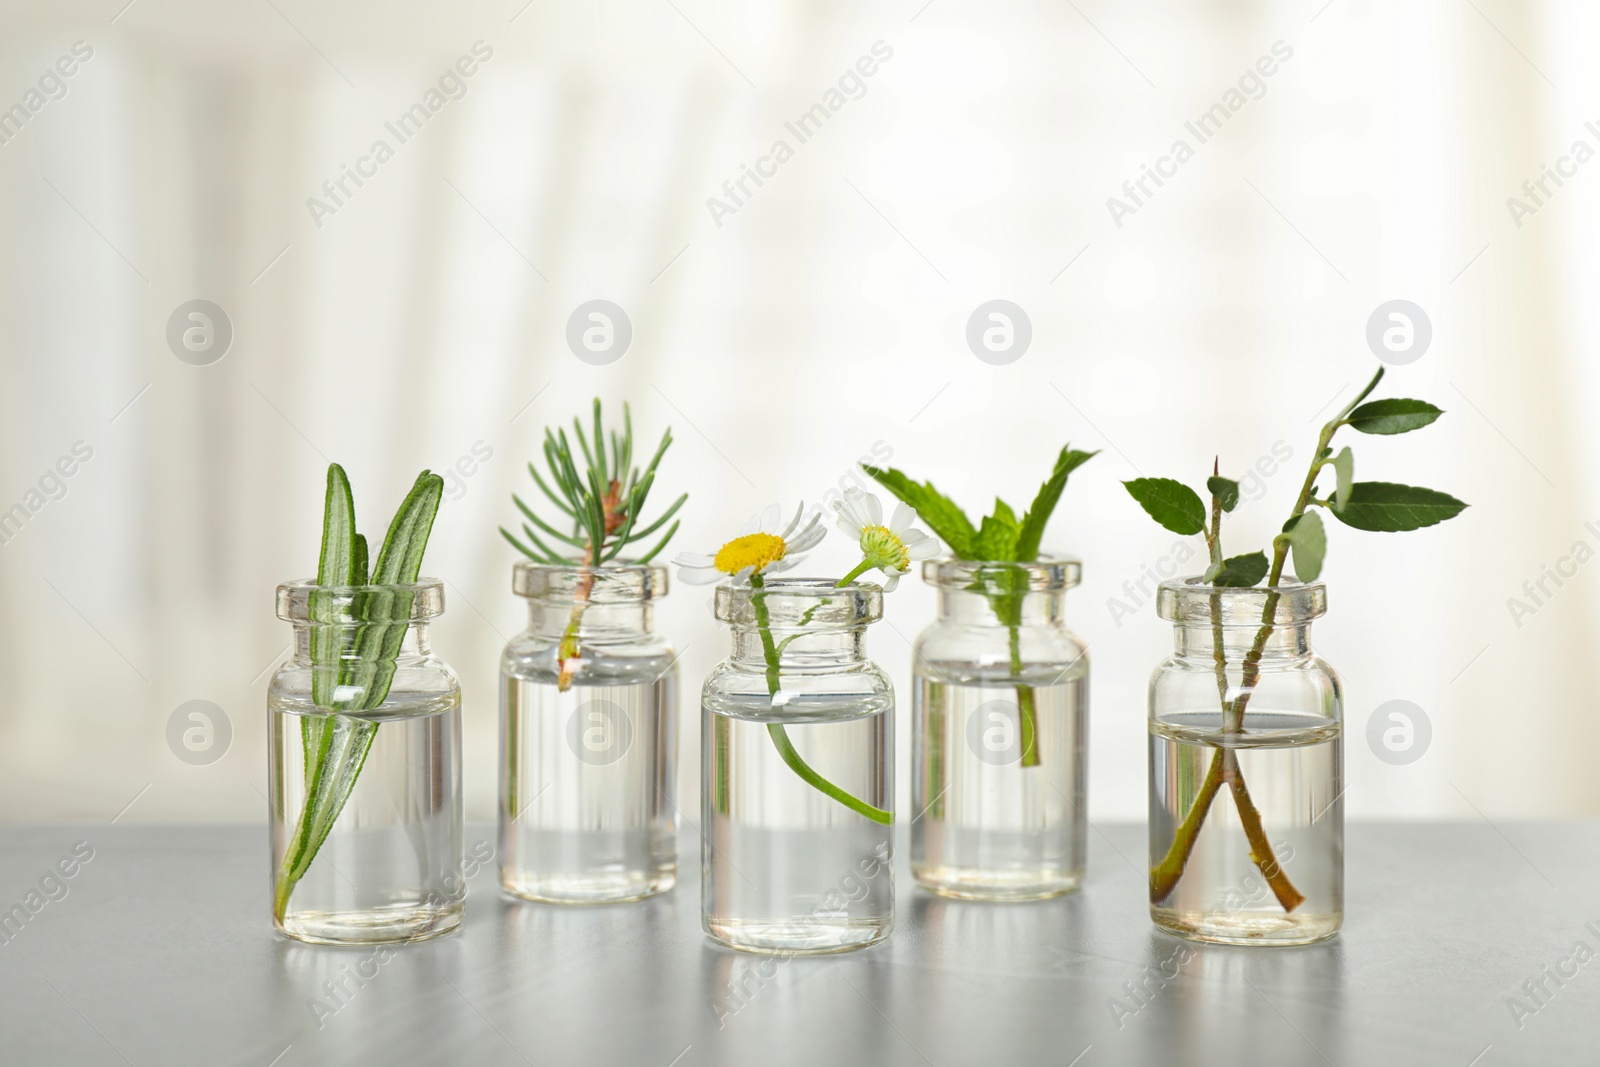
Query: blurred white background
[[0, 0, 1591, 825]]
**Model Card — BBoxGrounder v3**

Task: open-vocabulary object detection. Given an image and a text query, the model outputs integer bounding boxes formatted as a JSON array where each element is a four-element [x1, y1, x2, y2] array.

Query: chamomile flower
[[674, 502, 826, 586], [833, 487, 940, 591]]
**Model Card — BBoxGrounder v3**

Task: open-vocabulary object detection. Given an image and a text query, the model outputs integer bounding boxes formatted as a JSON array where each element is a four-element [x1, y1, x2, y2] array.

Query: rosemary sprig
[[865, 445, 1097, 766], [500, 399, 686, 690], [1125, 366, 1466, 910], [274, 465, 444, 923]]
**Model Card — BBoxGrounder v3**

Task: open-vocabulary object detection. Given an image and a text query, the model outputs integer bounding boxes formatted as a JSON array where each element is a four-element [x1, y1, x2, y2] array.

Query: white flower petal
[[674, 552, 717, 567], [890, 500, 916, 534], [788, 516, 826, 553], [758, 502, 783, 533], [677, 565, 725, 586], [737, 513, 761, 537], [907, 538, 942, 561], [834, 488, 864, 528], [862, 491, 883, 527], [879, 570, 901, 592], [835, 516, 864, 541], [779, 501, 808, 539]]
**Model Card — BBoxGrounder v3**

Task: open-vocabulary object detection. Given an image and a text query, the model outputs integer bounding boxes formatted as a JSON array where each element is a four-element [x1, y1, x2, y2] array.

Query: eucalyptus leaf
[[1281, 511, 1327, 582], [1331, 447, 1354, 511], [1206, 476, 1240, 513], [1329, 481, 1468, 531], [1211, 550, 1268, 587], [1124, 477, 1207, 536], [1347, 398, 1443, 435]]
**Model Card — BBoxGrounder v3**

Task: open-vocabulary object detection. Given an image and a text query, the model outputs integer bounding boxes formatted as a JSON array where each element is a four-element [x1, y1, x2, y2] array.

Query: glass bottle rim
[[276, 579, 444, 623], [714, 578, 882, 630], [1157, 576, 1327, 625], [511, 561, 668, 603], [921, 556, 1082, 591]]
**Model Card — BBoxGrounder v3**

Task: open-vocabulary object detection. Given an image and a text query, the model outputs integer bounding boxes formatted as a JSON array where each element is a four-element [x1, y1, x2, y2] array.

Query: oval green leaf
[[1347, 398, 1443, 435], [1281, 510, 1327, 582], [1124, 478, 1206, 536], [1206, 476, 1240, 513], [1212, 550, 1268, 587], [1332, 447, 1354, 511], [1330, 481, 1468, 531]]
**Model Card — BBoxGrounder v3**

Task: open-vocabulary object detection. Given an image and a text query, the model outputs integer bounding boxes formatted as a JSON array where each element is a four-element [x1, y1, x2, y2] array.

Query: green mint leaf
[[863, 464, 977, 557], [1331, 447, 1354, 511], [1281, 511, 1327, 582], [990, 498, 1019, 530], [1123, 477, 1206, 536], [1014, 447, 1097, 562], [1347, 398, 1443, 435], [974, 515, 1020, 561], [1329, 481, 1468, 531], [1212, 550, 1268, 587], [1206, 476, 1240, 513]]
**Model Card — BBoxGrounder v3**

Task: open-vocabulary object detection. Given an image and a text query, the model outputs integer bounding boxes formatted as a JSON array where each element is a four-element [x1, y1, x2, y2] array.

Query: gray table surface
[[0, 822, 1593, 1067]]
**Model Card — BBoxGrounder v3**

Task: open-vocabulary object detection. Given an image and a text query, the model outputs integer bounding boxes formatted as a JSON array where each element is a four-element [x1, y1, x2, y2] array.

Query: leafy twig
[[1127, 367, 1466, 912]]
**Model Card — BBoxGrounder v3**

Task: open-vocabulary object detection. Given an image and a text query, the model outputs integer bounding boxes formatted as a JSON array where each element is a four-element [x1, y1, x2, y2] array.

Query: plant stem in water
[[1146, 373, 1381, 911], [749, 574, 891, 825]]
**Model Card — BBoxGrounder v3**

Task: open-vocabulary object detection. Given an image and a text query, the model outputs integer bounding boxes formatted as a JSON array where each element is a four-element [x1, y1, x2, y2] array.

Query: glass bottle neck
[[936, 587, 1065, 627], [293, 622, 431, 659], [526, 600, 654, 642], [1173, 621, 1312, 659], [729, 627, 868, 670]]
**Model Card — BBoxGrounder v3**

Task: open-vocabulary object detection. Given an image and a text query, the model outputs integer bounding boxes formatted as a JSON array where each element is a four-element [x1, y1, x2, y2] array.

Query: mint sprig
[[866, 445, 1097, 768]]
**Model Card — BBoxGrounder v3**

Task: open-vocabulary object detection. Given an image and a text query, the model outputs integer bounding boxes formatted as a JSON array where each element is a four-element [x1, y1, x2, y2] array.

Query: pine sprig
[[501, 399, 685, 567]]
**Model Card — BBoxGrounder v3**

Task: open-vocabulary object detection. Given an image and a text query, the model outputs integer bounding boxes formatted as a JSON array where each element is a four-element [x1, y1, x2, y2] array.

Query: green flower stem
[[1146, 375, 1384, 911], [836, 559, 874, 586], [749, 573, 892, 826]]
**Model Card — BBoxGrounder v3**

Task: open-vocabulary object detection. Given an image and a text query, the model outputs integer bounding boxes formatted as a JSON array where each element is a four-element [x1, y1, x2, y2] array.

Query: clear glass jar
[[1149, 578, 1343, 945], [269, 580, 463, 945], [702, 579, 894, 954], [911, 558, 1089, 899], [499, 562, 678, 903]]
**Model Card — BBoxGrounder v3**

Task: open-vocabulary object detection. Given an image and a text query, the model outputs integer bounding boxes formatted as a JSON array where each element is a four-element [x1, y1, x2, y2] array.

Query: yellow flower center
[[714, 532, 787, 575], [860, 525, 909, 572]]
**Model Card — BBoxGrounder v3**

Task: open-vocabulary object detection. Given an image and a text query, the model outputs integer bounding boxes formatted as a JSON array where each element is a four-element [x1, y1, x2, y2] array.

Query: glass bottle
[[1149, 578, 1343, 945], [911, 558, 1089, 899], [702, 579, 894, 954], [499, 563, 678, 903], [269, 580, 463, 945]]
